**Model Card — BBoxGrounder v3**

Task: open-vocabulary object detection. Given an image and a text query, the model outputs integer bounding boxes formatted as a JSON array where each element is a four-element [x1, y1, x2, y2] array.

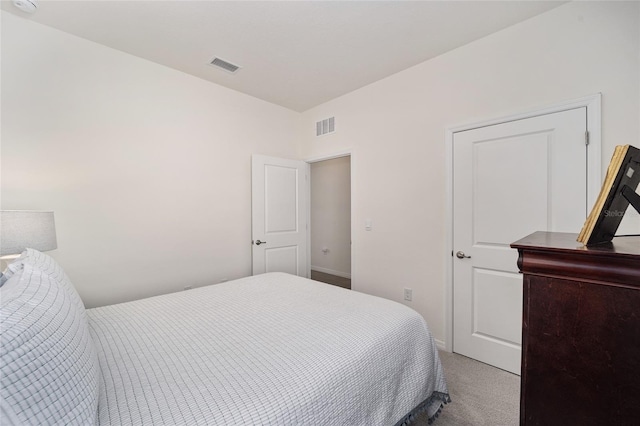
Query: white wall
[[298, 1, 640, 345], [310, 156, 351, 277], [2, 2, 639, 344], [1, 12, 301, 307]]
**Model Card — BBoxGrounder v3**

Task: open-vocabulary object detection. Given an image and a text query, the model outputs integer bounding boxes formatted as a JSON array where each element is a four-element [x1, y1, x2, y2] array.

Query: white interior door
[[252, 155, 308, 277], [453, 107, 588, 374]]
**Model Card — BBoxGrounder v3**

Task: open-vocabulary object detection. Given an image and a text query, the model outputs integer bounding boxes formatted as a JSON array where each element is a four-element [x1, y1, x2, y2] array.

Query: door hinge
[[585, 131, 590, 146]]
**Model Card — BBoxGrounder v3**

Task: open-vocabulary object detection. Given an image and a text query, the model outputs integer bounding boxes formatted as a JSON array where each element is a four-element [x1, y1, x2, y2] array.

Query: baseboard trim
[[434, 339, 447, 351], [310, 266, 351, 279]]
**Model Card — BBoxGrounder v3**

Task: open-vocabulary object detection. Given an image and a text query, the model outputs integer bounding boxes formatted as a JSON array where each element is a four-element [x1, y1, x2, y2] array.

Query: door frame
[[443, 94, 602, 353], [305, 149, 354, 283]]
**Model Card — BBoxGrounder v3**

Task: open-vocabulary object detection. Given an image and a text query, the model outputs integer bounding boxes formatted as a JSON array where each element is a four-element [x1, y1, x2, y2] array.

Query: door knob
[[255, 240, 267, 246], [456, 251, 471, 259]]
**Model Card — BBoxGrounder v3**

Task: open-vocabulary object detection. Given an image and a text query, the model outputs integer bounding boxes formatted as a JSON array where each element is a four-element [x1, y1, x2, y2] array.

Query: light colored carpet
[[411, 351, 520, 426]]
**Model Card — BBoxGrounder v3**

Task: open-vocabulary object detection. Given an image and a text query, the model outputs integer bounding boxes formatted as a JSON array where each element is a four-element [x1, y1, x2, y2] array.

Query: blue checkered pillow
[[0, 262, 99, 425]]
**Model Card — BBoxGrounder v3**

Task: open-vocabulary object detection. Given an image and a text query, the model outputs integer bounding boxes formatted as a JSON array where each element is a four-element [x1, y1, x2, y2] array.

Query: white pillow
[[4, 249, 87, 319], [0, 263, 100, 425]]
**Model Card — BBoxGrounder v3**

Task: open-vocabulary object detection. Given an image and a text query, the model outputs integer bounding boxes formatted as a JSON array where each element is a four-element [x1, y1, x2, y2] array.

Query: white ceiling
[[2, 1, 566, 112]]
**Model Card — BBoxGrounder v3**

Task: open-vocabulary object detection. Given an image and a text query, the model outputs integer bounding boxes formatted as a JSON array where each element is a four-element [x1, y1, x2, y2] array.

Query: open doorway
[[309, 155, 351, 289]]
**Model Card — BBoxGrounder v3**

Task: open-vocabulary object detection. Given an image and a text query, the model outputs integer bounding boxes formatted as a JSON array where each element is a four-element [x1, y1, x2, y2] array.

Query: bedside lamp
[[0, 210, 57, 272]]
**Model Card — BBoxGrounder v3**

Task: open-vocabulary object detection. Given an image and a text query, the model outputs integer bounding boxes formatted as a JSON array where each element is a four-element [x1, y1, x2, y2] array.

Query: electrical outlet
[[184, 285, 193, 291], [404, 288, 412, 301]]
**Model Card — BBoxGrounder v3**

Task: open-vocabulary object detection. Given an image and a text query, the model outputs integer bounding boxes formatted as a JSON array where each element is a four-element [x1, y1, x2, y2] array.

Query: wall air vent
[[209, 57, 241, 74], [316, 117, 335, 137]]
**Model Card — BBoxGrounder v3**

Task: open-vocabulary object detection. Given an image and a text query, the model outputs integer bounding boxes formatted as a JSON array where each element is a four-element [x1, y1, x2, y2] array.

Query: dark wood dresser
[[511, 232, 640, 426]]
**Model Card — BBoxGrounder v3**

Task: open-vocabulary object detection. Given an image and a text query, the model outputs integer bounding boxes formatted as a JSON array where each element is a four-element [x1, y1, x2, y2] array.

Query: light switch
[[365, 219, 373, 231]]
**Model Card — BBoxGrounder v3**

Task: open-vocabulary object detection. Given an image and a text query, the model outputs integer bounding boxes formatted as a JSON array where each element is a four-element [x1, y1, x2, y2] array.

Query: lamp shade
[[0, 210, 57, 256]]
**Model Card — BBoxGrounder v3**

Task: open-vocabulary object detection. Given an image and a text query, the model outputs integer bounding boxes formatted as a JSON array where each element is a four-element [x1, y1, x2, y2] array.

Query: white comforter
[[87, 272, 449, 425]]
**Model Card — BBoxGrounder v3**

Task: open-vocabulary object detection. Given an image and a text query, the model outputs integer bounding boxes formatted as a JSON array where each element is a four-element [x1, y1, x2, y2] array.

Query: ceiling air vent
[[209, 57, 241, 74], [316, 117, 335, 137]]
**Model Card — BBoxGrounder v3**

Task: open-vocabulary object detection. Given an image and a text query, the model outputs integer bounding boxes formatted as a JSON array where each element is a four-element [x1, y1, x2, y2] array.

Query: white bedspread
[[87, 272, 449, 425]]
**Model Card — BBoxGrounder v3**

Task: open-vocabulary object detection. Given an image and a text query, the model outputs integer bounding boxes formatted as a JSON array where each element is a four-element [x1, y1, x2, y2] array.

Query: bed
[[0, 249, 450, 425]]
